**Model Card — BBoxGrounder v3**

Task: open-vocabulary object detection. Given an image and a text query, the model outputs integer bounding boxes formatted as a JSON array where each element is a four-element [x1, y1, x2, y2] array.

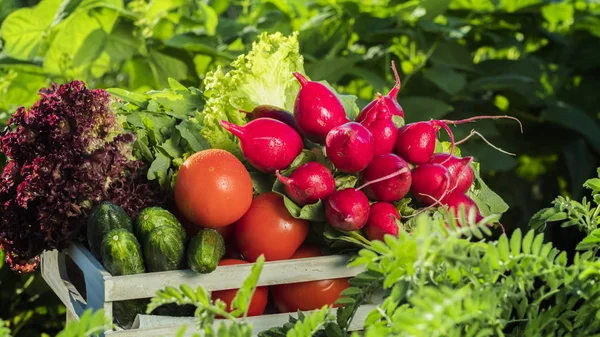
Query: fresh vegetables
[[292, 72, 350, 143], [101, 229, 146, 277], [363, 203, 401, 242], [234, 192, 309, 261], [276, 162, 336, 206], [428, 154, 474, 195], [174, 149, 253, 229], [325, 122, 375, 173], [271, 245, 350, 313], [0, 32, 523, 328], [220, 118, 303, 173], [143, 227, 187, 272], [0, 81, 163, 272], [100, 228, 148, 328], [210, 259, 269, 317], [87, 202, 133, 260], [361, 154, 412, 202], [187, 229, 226, 274], [199, 32, 304, 155], [356, 61, 404, 123], [325, 188, 371, 231], [410, 163, 452, 206], [134, 207, 187, 242], [395, 121, 455, 165]]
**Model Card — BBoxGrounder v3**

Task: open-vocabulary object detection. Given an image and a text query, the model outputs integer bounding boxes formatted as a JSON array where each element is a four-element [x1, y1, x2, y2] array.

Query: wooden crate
[[41, 243, 374, 337]]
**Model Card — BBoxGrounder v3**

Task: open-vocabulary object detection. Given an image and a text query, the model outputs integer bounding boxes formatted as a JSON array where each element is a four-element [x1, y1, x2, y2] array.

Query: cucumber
[[187, 229, 226, 274], [87, 202, 132, 260], [100, 228, 146, 328], [135, 207, 186, 242], [143, 226, 187, 272]]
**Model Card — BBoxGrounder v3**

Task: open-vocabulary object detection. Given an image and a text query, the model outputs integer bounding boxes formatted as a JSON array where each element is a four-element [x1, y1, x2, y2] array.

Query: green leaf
[[510, 228, 522, 256], [176, 120, 210, 152], [280, 150, 319, 176], [147, 150, 171, 187], [335, 175, 358, 189], [283, 197, 326, 222], [429, 40, 475, 71], [149, 49, 189, 87], [402, 97, 453, 122], [250, 171, 276, 195], [542, 103, 600, 155], [231, 255, 265, 317], [467, 74, 535, 93], [107, 88, 149, 107], [418, 0, 451, 20], [528, 207, 565, 230], [0, 0, 62, 60], [423, 65, 467, 96], [272, 176, 326, 221], [521, 230, 534, 255], [467, 162, 509, 215], [576, 229, 600, 251]]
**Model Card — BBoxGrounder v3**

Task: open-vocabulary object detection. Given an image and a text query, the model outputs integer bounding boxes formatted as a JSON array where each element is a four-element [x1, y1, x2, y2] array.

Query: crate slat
[[107, 304, 377, 337], [105, 254, 363, 302]]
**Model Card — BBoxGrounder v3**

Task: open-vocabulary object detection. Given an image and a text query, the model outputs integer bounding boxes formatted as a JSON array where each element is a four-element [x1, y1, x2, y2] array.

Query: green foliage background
[[1, 0, 599, 335]]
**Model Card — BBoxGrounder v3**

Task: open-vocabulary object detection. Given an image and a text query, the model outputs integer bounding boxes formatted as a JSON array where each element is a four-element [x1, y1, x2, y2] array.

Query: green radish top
[[134, 207, 187, 242], [87, 201, 133, 260], [100, 228, 145, 276]]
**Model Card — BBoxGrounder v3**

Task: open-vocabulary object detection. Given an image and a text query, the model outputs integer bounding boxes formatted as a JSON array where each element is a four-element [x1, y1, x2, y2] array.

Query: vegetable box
[[41, 243, 374, 337]]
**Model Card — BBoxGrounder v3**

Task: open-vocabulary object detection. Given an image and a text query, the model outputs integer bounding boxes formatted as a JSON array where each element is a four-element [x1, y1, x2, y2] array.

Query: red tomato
[[271, 245, 350, 313], [174, 149, 253, 229], [211, 259, 269, 317], [234, 192, 309, 262]]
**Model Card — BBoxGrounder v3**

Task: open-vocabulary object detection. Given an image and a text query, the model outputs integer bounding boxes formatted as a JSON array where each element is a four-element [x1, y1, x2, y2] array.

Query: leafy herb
[[111, 79, 208, 190], [529, 168, 600, 253]]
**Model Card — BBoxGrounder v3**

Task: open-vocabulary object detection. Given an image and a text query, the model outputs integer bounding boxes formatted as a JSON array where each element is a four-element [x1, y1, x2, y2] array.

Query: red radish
[[325, 122, 375, 173], [325, 188, 370, 231], [241, 105, 298, 130], [275, 162, 336, 206], [220, 118, 303, 173], [326, 164, 412, 231], [292, 72, 349, 143], [356, 61, 404, 123], [363, 202, 401, 242], [428, 154, 474, 194], [360, 153, 412, 202], [395, 120, 455, 165], [443, 192, 483, 225], [410, 163, 451, 206], [361, 117, 398, 156]]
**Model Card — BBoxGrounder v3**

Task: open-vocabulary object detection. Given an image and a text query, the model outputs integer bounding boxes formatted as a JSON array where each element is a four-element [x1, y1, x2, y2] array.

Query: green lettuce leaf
[[198, 31, 305, 157]]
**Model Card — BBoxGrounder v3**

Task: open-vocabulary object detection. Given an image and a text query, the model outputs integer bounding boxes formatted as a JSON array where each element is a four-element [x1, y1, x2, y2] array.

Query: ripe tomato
[[271, 245, 350, 313], [174, 149, 253, 229], [211, 259, 269, 317], [234, 192, 309, 262]]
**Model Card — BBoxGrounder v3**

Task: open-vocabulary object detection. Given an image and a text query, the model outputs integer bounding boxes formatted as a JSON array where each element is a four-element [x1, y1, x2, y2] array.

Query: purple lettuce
[[0, 81, 165, 272]]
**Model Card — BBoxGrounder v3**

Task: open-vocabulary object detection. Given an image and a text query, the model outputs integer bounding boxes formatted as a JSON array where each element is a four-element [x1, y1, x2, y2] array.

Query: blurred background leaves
[[1, 0, 599, 335]]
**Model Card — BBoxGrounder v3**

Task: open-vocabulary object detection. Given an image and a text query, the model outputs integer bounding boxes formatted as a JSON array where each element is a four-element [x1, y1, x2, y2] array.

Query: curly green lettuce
[[197, 31, 305, 156]]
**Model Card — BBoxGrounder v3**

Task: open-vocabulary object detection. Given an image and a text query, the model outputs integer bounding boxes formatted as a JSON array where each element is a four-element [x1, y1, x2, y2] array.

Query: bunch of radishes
[[220, 62, 516, 242]]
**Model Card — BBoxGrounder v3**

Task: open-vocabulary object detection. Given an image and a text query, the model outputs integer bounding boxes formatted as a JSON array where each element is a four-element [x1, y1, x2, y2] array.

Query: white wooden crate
[[41, 243, 373, 337]]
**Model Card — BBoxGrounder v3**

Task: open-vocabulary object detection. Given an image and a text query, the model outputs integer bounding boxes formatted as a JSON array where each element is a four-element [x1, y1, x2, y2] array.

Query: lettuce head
[[197, 32, 305, 156]]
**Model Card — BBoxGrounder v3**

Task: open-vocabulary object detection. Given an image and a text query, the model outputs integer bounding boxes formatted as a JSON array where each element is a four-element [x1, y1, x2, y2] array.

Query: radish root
[[456, 129, 516, 156]]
